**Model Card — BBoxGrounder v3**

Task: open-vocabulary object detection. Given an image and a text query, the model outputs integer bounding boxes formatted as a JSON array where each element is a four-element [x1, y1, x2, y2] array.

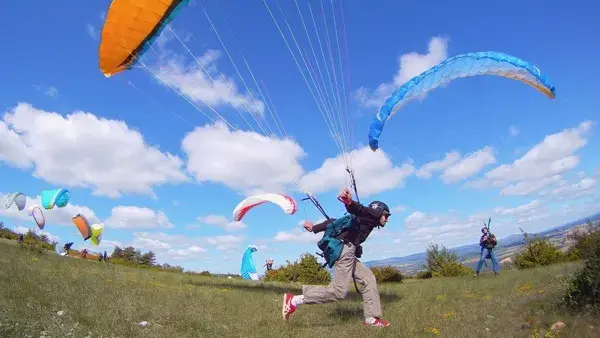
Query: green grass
[[1, 242, 599, 337]]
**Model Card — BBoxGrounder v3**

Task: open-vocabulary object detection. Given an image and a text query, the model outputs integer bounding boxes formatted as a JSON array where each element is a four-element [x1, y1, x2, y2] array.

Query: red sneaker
[[363, 318, 390, 327], [282, 293, 296, 320]]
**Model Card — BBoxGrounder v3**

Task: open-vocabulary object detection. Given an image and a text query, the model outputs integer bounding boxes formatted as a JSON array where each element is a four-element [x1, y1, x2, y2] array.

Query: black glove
[[355, 245, 363, 258]]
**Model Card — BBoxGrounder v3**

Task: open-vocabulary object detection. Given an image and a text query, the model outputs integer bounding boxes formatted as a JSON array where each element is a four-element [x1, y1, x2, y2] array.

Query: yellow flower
[[435, 294, 447, 301], [517, 283, 534, 294], [442, 311, 455, 319], [425, 327, 440, 335]]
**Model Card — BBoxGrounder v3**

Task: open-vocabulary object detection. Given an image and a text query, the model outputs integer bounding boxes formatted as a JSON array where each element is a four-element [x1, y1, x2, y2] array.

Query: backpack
[[484, 233, 498, 250], [317, 214, 358, 268]]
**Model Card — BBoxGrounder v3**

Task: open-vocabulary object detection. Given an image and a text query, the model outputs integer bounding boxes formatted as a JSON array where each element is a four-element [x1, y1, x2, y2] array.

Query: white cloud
[[131, 232, 208, 260], [182, 121, 305, 194], [0, 120, 31, 169], [494, 199, 541, 217], [499, 175, 562, 196], [441, 147, 496, 183], [133, 237, 172, 250], [354, 36, 449, 108], [132, 231, 245, 254], [34, 85, 58, 98], [416, 151, 460, 179], [197, 214, 247, 232], [417, 146, 496, 183], [0, 103, 189, 198], [166, 246, 208, 260], [206, 235, 244, 251], [300, 146, 415, 196], [0, 192, 100, 227], [391, 194, 600, 258], [80, 239, 121, 254], [105, 206, 174, 229], [154, 48, 265, 115], [86, 24, 98, 40], [540, 176, 598, 200], [273, 227, 319, 244], [509, 126, 520, 137], [391, 205, 409, 213], [467, 121, 594, 196]]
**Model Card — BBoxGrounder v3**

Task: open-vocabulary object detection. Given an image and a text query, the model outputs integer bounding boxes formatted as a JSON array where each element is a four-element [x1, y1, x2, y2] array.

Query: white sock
[[291, 295, 305, 307], [365, 317, 376, 324]]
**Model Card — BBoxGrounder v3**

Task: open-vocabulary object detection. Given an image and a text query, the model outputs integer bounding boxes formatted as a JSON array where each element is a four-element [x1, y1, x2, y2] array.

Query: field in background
[[1, 242, 599, 337]]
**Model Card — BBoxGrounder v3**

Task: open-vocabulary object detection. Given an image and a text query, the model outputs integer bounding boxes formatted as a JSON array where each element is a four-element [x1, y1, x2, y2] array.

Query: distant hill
[[365, 212, 600, 275]]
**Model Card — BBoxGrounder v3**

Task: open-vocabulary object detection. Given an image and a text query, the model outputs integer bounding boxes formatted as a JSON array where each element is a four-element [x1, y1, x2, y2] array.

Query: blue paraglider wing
[[368, 51, 556, 151]]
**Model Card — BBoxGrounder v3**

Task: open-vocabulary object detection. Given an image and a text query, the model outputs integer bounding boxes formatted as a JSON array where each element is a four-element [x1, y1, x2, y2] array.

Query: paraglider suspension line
[[301, 194, 330, 220], [346, 167, 360, 204]]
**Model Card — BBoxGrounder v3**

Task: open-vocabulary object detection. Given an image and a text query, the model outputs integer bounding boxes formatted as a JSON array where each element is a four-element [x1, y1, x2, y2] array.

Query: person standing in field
[[281, 187, 391, 328], [264, 258, 273, 272], [476, 227, 499, 276]]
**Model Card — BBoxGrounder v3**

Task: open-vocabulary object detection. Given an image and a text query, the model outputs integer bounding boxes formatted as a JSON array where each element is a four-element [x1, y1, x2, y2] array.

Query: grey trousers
[[302, 243, 382, 318]]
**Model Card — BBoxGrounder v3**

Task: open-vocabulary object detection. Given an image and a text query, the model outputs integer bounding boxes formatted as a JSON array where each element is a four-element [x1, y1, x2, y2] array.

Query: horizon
[[1, 0, 599, 274]]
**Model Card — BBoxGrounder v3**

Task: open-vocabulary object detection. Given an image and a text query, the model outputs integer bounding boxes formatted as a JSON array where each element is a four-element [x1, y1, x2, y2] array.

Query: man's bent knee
[[332, 286, 349, 300]]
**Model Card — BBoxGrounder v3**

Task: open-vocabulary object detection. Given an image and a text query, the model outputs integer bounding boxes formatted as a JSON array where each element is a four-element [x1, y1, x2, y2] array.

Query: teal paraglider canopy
[[240, 245, 259, 281], [40, 189, 70, 210]]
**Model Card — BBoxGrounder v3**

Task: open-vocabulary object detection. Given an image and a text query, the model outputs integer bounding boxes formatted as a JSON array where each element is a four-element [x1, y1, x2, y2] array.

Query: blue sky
[[1, 0, 599, 274]]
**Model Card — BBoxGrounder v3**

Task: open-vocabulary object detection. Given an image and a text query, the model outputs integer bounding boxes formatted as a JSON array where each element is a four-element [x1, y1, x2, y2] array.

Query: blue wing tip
[[369, 140, 379, 152]]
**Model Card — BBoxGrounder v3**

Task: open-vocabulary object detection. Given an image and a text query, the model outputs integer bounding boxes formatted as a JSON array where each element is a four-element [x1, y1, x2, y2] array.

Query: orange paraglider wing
[[72, 214, 92, 240], [99, 0, 190, 77]]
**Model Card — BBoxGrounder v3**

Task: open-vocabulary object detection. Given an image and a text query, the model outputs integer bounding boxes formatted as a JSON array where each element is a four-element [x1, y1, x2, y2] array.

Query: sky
[[1, 0, 599, 274]]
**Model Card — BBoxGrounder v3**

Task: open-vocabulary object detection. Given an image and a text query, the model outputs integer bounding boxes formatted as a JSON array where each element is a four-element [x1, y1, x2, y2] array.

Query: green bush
[[416, 270, 433, 279], [562, 245, 600, 313], [20, 241, 46, 255], [370, 265, 404, 283], [425, 243, 474, 277], [433, 261, 475, 277], [263, 253, 330, 284], [565, 218, 600, 261], [513, 229, 565, 269]]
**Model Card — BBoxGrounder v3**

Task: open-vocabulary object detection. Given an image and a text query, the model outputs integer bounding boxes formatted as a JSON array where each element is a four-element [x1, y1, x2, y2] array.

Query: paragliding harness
[[305, 167, 364, 292], [315, 214, 362, 293]]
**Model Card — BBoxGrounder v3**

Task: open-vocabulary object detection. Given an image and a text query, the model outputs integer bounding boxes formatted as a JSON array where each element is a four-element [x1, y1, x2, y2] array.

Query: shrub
[[263, 253, 330, 284], [562, 244, 600, 313], [513, 229, 565, 269], [20, 241, 46, 255], [370, 265, 404, 283], [425, 243, 474, 277], [433, 261, 475, 277], [416, 270, 433, 279], [565, 218, 600, 261]]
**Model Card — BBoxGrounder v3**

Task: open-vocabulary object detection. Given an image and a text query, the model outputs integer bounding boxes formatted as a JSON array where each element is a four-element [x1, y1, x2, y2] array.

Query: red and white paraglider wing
[[232, 193, 297, 222]]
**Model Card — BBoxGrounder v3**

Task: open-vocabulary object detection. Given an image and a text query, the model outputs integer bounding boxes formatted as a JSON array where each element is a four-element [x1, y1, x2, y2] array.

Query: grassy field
[[1, 242, 598, 338]]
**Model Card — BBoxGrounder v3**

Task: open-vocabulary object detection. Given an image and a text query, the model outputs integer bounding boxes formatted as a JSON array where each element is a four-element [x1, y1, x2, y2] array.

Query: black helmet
[[369, 201, 391, 216]]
